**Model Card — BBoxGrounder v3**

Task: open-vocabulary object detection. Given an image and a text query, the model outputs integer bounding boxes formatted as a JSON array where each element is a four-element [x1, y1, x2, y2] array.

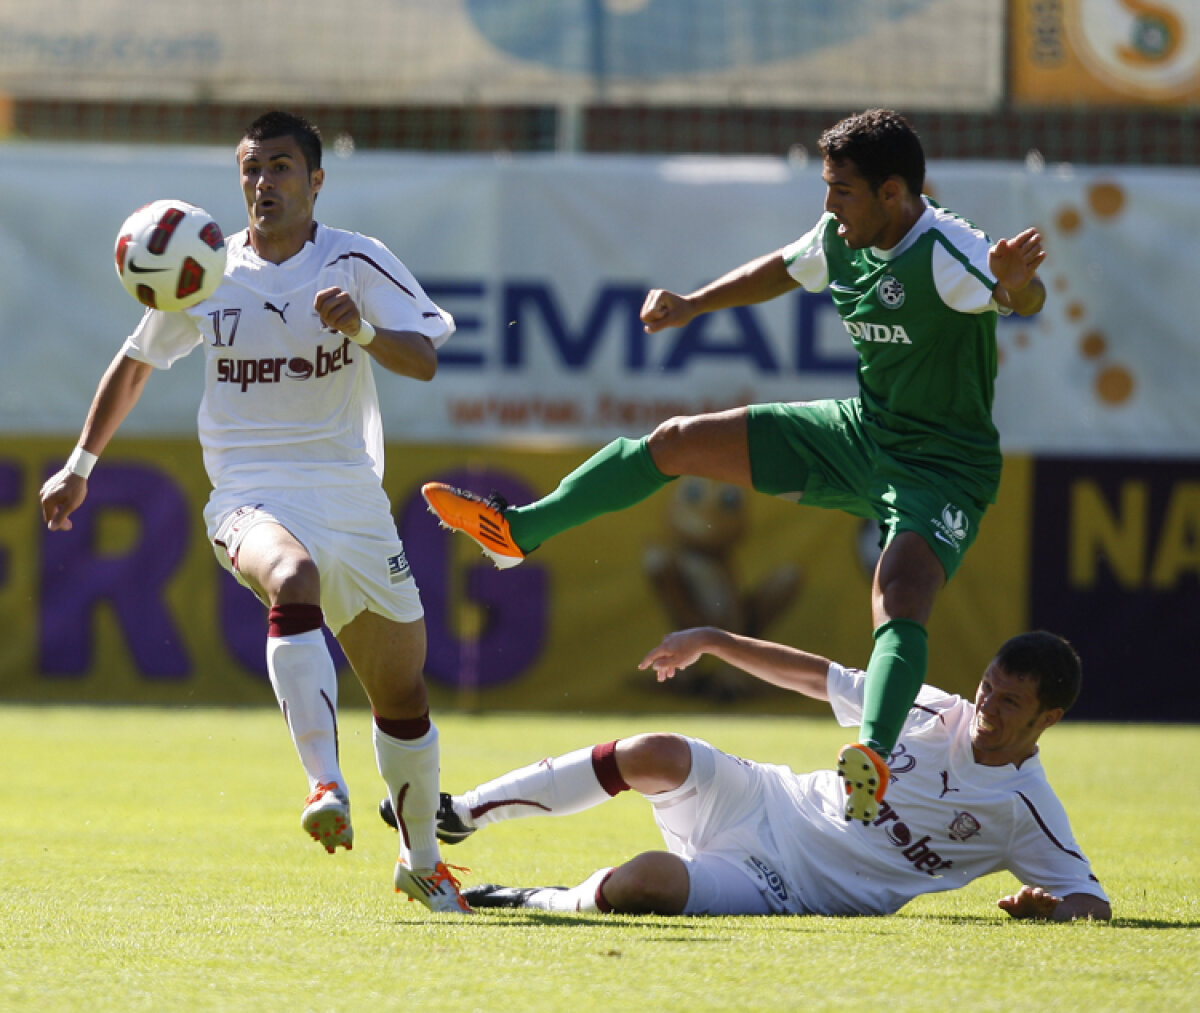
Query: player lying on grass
[[383, 626, 1110, 920]]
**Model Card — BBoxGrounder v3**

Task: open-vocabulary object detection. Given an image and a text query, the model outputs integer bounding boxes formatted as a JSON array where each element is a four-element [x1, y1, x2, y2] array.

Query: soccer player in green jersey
[[422, 108, 1046, 823]]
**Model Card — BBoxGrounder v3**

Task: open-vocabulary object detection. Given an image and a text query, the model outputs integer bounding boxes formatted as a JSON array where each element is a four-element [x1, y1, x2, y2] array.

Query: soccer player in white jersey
[[39, 111, 470, 913], [423, 626, 1110, 921]]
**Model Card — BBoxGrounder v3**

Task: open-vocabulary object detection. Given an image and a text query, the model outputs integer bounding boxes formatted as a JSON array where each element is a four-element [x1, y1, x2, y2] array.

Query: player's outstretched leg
[[423, 436, 675, 568]]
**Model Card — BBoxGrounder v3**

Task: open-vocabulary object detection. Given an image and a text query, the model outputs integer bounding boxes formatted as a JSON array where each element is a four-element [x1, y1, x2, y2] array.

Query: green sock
[[507, 436, 674, 551], [859, 618, 928, 758]]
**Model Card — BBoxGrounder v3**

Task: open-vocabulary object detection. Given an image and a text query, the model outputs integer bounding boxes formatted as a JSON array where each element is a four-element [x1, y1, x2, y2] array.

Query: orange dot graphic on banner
[[1038, 189, 1137, 410], [1080, 331, 1107, 358], [1057, 207, 1083, 233], [1096, 365, 1134, 405], [1088, 182, 1125, 218]]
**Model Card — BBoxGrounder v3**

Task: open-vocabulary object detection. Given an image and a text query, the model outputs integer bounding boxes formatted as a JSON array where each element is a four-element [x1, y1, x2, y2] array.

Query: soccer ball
[[114, 199, 227, 312]]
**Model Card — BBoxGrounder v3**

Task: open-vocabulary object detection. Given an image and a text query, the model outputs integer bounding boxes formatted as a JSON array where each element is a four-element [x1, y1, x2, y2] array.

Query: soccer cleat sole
[[837, 743, 890, 825], [301, 796, 354, 854]]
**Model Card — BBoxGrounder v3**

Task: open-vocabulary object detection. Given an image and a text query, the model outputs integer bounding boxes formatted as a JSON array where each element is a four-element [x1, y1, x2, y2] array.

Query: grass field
[[1, 704, 1196, 1012]]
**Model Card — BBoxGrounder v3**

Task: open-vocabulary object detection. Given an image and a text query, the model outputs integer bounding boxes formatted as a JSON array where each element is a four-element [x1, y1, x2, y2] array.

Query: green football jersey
[[783, 203, 1004, 504]]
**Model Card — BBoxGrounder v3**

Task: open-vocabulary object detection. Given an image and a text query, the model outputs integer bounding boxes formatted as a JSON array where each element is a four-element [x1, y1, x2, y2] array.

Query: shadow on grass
[[391, 909, 1200, 931]]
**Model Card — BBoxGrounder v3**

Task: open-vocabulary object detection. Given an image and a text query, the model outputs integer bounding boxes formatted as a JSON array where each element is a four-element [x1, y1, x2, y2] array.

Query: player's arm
[[39, 351, 154, 532], [638, 627, 831, 700], [990, 227, 1047, 317], [997, 885, 1112, 922], [314, 286, 438, 381], [641, 249, 800, 334]]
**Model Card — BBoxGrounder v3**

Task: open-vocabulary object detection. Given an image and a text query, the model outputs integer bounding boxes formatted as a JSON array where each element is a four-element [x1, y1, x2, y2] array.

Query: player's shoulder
[[921, 201, 991, 252], [314, 223, 390, 256]]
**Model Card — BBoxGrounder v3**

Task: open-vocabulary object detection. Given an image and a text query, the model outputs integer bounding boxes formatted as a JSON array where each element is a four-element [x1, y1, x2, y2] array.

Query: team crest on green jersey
[[877, 275, 906, 309]]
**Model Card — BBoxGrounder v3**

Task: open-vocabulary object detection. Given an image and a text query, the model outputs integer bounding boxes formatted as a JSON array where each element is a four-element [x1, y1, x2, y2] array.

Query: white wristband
[[348, 320, 376, 346], [66, 447, 98, 479]]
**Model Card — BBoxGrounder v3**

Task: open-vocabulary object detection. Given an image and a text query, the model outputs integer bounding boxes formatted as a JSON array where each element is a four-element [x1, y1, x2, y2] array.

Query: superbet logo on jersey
[[214, 337, 356, 392]]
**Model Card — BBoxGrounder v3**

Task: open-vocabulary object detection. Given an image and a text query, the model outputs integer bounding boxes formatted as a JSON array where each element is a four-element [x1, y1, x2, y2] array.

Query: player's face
[[970, 663, 1063, 767], [237, 135, 325, 258], [821, 157, 895, 251]]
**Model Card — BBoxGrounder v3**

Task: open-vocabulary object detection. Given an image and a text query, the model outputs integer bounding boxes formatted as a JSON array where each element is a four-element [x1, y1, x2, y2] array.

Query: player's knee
[[645, 416, 693, 475], [606, 852, 689, 914], [616, 733, 691, 793], [269, 554, 321, 604]]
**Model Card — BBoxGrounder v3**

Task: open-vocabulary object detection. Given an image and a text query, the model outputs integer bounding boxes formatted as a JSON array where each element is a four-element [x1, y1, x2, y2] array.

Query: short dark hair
[[993, 631, 1083, 714], [818, 108, 925, 197], [241, 111, 323, 174]]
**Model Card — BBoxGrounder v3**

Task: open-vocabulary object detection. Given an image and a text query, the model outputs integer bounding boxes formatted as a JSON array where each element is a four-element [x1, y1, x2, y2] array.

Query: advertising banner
[[1, 146, 1197, 456], [1012, 0, 1200, 107], [1030, 455, 1200, 721], [3, 146, 1196, 719], [2, 438, 1029, 713], [0, 0, 1004, 110]]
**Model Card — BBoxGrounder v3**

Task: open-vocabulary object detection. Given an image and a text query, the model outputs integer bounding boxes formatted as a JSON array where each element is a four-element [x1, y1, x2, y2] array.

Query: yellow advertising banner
[[1, 439, 1031, 714], [1011, 0, 1200, 106]]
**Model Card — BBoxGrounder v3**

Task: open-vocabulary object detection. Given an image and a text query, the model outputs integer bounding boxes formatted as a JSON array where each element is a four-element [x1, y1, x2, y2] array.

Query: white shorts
[[648, 737, 793, 916], [205, 482, 423, 635]]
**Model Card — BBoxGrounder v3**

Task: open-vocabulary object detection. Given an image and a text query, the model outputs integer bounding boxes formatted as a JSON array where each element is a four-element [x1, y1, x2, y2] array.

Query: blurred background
[[2, 0, 1196, 721]]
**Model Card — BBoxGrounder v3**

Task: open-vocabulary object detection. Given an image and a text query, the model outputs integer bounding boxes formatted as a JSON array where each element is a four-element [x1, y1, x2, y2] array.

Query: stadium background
[[1, 0, 1196, 721]]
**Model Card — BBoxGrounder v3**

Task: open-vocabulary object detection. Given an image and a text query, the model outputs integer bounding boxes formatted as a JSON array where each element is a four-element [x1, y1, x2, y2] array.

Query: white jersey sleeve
[[1002, 783, 1109, 901], [825, 661, 950, 730], [926, 205, 1004, 315], [780, 215, 832, 292], [322, 232, 455, 346], [122, 306, 205, 368]]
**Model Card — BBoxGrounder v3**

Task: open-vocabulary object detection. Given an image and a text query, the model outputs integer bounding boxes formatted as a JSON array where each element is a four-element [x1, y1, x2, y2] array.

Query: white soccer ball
[[114, 199, 227, 312]]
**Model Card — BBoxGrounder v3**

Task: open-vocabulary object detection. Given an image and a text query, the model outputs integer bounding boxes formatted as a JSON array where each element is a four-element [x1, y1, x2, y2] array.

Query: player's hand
[[314, 286, 366, 340], [997, 884, 1063, 919], [640, 289, 696, 334], [638, 628, 712, 682], [989, 227, 1045, 293], [39, 470, 88, 532]]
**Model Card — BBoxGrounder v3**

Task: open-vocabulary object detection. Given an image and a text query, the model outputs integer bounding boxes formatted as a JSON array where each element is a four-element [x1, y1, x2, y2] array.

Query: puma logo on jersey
[[843, 320, 912, 344], [264, 300, 289, 322]]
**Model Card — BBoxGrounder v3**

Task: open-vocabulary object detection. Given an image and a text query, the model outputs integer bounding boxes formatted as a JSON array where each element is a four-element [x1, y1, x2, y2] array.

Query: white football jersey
[[122, 224, 454, 491], [758, 664, 1107, 916]]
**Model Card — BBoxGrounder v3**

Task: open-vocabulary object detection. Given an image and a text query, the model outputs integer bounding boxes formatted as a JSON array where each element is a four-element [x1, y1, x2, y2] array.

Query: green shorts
[[745, 399, 995, 581]]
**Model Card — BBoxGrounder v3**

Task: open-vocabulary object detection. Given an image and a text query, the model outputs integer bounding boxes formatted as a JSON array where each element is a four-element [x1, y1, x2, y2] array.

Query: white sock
[[462, 745, 614, 827], [266, 630, 343, 792], [375, 722, 442, 870], [523, 868, 616, 913]]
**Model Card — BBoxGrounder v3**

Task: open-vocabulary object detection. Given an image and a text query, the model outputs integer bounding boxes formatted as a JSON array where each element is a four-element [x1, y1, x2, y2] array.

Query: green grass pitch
[[1, 705, 1195, 1012]]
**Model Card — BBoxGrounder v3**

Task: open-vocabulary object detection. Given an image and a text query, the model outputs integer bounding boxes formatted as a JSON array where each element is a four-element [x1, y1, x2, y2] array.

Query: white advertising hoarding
[[0, 0, 1003, 110], [0, 144, 1193, 456]]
